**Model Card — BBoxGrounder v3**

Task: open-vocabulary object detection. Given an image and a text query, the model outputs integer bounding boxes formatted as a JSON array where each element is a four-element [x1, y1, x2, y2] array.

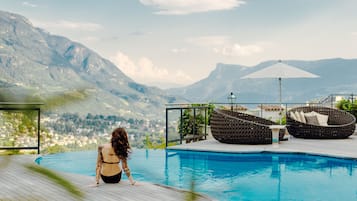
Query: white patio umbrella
[[241, 60, 319, 124]]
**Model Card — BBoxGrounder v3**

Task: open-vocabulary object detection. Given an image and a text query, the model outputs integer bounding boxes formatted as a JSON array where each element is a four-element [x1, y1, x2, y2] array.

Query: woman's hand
[[88, 182, 99, 187], [131, 181, 141, 186]]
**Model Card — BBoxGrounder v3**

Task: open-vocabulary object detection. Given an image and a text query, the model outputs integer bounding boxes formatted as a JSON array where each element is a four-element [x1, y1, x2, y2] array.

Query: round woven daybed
[[210, 109, 285, 144], [286, 106, 356, 139]]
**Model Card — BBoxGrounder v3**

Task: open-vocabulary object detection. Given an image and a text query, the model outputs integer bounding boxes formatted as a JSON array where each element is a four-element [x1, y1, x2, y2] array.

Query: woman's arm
[[95, 146, 103, 184], [121, 158, 136, 185]]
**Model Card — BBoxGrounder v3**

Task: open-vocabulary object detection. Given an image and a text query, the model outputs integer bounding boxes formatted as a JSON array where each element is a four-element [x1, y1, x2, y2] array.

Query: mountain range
[[168, 58, 357, 104], [0, 10, 180, 120], [1, 10, 356, 120]]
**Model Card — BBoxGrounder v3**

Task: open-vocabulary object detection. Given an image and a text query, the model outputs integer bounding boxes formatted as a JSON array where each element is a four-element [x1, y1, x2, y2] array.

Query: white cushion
[[290, 111, 297, 121], [304, 111, 329, 126], [304, 112, 317, 124], [294, 111, 301, 122], [299, 111, 306, 123], [312, 111, 328, 126], [304, 114, 319, 125]]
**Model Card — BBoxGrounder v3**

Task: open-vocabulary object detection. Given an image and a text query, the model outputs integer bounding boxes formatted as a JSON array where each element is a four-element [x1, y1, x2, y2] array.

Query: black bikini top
[[100, 147, 120, 164]]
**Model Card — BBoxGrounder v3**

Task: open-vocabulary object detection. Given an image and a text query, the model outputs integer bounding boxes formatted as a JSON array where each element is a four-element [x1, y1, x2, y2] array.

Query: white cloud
[[214, 43, 263, 56], [137, 57, 170, 79], [352, 32, 357, 36], [175, 70, 193, 82], [22, 1, 38, 7], [110, 51, 137, 76], [110, 51, 193, 86], [188, 35, 264, 56], [32, 19, 102, 32], [140, 0, 245, 15], [171, 48, 187, 53]]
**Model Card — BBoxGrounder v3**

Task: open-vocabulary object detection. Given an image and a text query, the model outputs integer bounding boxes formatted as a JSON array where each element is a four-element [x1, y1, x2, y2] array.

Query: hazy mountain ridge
[[1, 10, 356, 120], [0, 10, 179, 119], [168, 58, 357, 103]]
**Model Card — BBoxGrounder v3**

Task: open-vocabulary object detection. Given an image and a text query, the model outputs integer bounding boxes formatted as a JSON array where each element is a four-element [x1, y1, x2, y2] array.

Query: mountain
[[167, 58, 357, 103], [0, 10, 180, 119]]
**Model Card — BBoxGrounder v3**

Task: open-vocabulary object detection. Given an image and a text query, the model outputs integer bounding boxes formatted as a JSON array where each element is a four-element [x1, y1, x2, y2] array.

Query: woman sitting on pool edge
[[96, 127, 136, 185]]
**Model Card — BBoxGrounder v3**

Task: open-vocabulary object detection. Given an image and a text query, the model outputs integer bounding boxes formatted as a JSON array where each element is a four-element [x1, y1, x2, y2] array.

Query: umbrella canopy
[[241, 62, 319, 79], [241, 61, 319, 124]]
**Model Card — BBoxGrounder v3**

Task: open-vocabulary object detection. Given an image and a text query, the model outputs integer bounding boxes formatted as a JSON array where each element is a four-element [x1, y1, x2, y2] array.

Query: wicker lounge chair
[[286, 106, 356, 139], [210, 109, 285, 144]]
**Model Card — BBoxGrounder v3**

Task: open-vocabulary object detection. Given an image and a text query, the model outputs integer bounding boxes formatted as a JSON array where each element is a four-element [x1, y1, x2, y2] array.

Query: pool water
[[36, 149, 357, 201]]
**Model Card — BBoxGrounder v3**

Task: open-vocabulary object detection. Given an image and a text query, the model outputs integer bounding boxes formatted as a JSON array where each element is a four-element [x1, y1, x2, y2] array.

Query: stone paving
[[168, 134, 357, 159]]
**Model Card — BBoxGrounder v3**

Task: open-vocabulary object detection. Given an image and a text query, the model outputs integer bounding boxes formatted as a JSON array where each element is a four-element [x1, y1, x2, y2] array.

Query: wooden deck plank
[[0, 155, 214, 201]]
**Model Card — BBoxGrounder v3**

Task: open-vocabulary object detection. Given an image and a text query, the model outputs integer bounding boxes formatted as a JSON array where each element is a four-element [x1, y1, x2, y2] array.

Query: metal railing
[[0, 102, 43, 154], [165, 102, 326, 147], [318, 93, 357, 108], [165, 104, 210, 147]]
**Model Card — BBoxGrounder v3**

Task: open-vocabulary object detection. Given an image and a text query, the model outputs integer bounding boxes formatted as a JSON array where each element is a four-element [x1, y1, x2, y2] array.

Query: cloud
[[140, 0, 245, 15], [22, 1, 38, 7], [110, 51, 193, 85], [188, 35, 263, 56], [32, 19, 102, 32], [171, 48, 187, 53], [111, 51, 137, 75], [175, 70, 193, 82], [352, 32, 357, 36], [137, 57, 170, 79], [214, 43, 263, 56]]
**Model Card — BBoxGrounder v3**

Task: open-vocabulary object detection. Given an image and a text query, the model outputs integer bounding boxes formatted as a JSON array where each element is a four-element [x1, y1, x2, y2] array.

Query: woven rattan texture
[[286, 106, 356, 139], [210, 109, 285, 144]]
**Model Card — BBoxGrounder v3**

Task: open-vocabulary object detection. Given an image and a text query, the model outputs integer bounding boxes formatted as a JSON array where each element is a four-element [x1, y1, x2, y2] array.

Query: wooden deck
[[0, 155, 213, 201]]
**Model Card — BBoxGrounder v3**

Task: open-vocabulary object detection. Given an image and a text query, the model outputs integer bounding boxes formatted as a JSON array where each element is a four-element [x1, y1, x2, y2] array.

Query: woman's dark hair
[[111, 127, 131, 159]]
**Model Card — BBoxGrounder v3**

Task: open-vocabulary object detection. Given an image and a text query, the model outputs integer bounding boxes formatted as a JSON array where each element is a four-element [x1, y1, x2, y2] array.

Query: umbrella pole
[[279, 77, 282, 125]]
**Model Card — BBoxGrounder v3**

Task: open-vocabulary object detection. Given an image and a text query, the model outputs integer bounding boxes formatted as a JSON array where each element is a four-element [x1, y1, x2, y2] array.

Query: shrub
[[336, 99, 357, 119]]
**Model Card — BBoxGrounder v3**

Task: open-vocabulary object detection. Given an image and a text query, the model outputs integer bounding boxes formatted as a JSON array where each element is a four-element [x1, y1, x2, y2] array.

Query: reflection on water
[[162, 150, 357, 201], [37, 149, 357, 201]]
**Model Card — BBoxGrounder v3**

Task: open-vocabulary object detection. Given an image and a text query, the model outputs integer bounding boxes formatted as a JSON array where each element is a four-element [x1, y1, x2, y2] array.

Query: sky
[[1, 0, 357, 88]]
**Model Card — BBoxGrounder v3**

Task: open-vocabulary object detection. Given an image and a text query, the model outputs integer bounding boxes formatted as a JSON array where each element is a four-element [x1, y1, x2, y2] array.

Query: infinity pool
[[36, 149, 357, 201]]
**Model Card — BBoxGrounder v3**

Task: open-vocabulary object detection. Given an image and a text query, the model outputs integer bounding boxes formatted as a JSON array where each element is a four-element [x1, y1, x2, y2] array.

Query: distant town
[[0, 112, 167, 154]]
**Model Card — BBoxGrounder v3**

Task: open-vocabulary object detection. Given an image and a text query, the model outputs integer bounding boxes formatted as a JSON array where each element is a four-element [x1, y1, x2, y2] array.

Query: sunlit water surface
[[36, 149, 357, 201]]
